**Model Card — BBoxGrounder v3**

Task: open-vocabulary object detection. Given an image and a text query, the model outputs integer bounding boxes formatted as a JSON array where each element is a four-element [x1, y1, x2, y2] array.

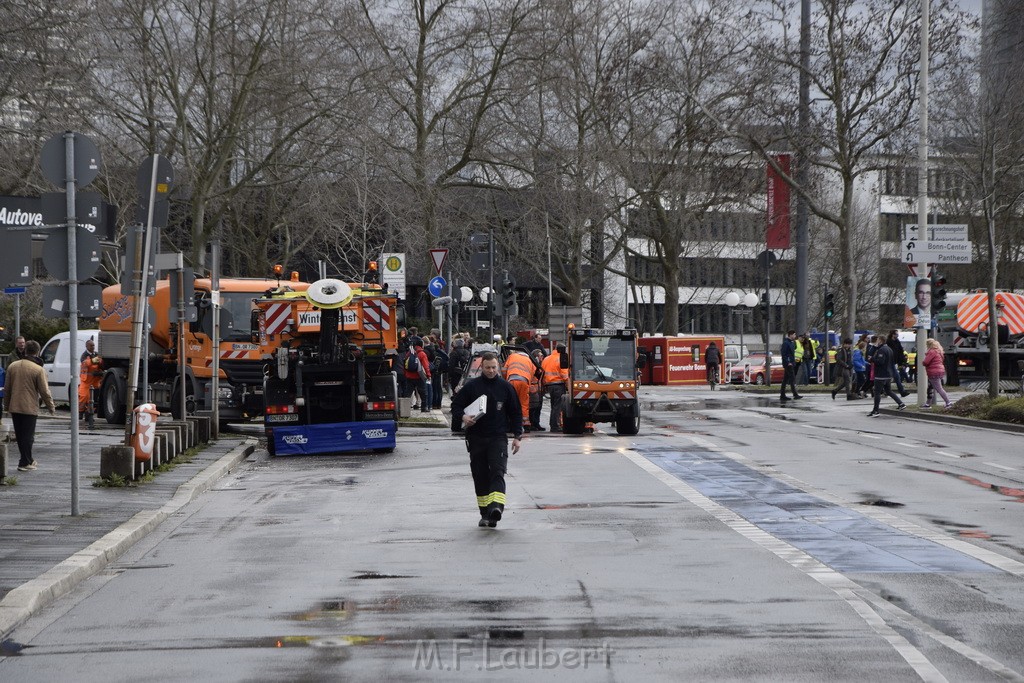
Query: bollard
[[154, 432, 167, 465], [100, 445, 135, 481], [187, 416, 211, 444], [158, 428, 178, 459], [0, 442, 7, 482]]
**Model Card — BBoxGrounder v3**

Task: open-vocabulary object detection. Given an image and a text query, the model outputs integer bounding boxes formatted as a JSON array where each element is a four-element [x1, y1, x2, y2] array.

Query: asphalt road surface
[[3, 392, 1024, 681]]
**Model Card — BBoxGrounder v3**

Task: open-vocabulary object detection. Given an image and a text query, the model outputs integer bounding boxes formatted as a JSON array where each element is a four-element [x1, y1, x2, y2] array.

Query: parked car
[[729, 353, 784, 386], [724, 344, 750, 366]]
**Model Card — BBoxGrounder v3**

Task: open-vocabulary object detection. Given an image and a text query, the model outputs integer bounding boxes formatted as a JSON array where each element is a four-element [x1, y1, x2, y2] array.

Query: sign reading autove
[[0, 194, 116, 241]]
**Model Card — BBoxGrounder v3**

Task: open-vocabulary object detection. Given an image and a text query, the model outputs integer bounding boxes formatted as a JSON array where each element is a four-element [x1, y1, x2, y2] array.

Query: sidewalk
[[0, 413, 254, 638]]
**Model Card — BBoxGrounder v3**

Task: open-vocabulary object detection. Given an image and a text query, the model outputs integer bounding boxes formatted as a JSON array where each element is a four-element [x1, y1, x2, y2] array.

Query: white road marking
[[985, 462, 1015, 471], [619, 432, 1024, 682], [936, 451, 959, 459], [619, 446, 951, 683], [862, 433, 881, 439]]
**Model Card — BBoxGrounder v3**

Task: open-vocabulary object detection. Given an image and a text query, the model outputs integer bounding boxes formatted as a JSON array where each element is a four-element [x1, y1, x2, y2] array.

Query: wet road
[[4, 392, 1024, 681]]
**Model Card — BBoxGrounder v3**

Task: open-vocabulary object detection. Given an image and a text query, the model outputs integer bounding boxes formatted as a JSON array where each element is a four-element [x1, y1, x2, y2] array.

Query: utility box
[[398, 397, 412, 418]]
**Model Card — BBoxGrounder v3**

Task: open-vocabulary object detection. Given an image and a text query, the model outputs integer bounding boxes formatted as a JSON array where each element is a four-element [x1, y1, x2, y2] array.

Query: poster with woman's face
[[905, 276, 931, 329]]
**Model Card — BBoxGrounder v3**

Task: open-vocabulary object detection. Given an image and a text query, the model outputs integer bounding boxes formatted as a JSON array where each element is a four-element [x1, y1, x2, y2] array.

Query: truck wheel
[[171, 381, 195, 420], [560, 395, 584, 434], [102, 371, 127, 425], [615, 408, 640, 435]]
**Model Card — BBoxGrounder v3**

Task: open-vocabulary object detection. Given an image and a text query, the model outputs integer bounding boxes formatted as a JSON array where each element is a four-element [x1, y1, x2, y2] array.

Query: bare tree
[[738, 0, 971, 342], [348, 0, 538, 263], [934, 0, 1024, 395], [0, 2, 94, 194], [601, 1, 766, 335], [90, 0, 361, 270]]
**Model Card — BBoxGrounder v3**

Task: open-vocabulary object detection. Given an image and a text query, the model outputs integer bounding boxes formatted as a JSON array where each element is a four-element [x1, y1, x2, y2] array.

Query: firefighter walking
[[450, 352, 524, 528]]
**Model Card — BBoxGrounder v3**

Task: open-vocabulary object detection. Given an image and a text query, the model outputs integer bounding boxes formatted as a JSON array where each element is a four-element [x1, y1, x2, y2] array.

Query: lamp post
[[725, 291, 759, 374]]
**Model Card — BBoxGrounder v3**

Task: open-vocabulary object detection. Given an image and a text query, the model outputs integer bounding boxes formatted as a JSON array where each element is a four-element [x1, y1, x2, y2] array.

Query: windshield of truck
[[571, 336, 635, 381], [221, 292, 260, 341]]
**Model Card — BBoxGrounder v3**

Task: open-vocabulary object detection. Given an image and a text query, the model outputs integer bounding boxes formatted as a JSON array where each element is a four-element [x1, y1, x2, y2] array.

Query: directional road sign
[[4, 287, 26, 294], [903, 239, 973, 265], [428, 275, 447, 297], [903, 224, 968, 242]]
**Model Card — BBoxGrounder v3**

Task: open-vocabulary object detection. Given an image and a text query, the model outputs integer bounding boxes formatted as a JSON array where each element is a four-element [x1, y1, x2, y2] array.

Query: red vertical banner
[[766, 154, 792, 249]]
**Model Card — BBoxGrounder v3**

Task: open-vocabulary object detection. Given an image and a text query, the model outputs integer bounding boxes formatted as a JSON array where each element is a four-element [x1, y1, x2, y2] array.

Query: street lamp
[[725, 291, 759, 368]]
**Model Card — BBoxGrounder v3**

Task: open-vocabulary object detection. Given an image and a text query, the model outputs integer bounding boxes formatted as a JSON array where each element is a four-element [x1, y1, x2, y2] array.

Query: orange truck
[[97, 276, 309, 425], [559, 326, 643, 435], [254, 279, 400, 456]]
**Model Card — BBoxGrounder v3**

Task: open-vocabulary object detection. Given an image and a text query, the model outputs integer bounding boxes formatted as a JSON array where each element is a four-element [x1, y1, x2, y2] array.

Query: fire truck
[[254, 279, 400, 456], [98, 276, 309, 425], [937, 290, 1024, 386], [560, 326, 642, 435]]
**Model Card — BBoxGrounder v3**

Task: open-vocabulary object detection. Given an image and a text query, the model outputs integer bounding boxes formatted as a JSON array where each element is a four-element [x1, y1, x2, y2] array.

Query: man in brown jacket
[[3, 340, 56, 471]]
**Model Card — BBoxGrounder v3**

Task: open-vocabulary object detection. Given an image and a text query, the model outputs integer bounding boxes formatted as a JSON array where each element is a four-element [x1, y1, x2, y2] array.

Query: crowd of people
[[394, 327, 567, 433], [779, 329, 952, 415]]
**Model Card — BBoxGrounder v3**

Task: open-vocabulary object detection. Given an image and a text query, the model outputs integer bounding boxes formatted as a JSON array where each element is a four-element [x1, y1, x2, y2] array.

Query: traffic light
[[824, 291, 835, 319], [503, 276, 517, 315], [760, 291, 769, 314], [364, 260, 379, 284], [931, 272, 947, 314]]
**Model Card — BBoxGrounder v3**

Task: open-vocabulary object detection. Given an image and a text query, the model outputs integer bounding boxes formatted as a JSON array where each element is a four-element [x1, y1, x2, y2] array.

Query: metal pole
[[546, 212, 553, 308], [916, 0, 930, 406], [177, 264, 187, 422], [13, 293, 20, 339], [489, 226, 494, 333], [765, 260, 773, 387], [824, 286, 831, 386], [64, 132, 81, 516], [211, 238, 221, 438], [124, 155, 161, 446], [446, 272, 454, 347], [141, 303, 149, 404], [795, 0, 811, 334]]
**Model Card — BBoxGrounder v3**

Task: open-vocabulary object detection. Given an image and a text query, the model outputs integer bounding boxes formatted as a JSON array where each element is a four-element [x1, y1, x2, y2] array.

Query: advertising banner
[[766, 155, 792, 249]]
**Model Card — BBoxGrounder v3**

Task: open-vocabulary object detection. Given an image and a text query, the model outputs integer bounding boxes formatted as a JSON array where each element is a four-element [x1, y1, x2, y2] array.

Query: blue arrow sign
[[428, 275, 447, 297]]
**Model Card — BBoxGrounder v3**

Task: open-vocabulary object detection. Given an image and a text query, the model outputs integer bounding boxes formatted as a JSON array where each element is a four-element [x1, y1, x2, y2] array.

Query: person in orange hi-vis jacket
[[78, 338, 103, 430], [502, 350, 535, 431]]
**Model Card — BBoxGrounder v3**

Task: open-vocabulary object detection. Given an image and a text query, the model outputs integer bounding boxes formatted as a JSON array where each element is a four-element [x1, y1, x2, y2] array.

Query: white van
[[40, 330, 100, 404]]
